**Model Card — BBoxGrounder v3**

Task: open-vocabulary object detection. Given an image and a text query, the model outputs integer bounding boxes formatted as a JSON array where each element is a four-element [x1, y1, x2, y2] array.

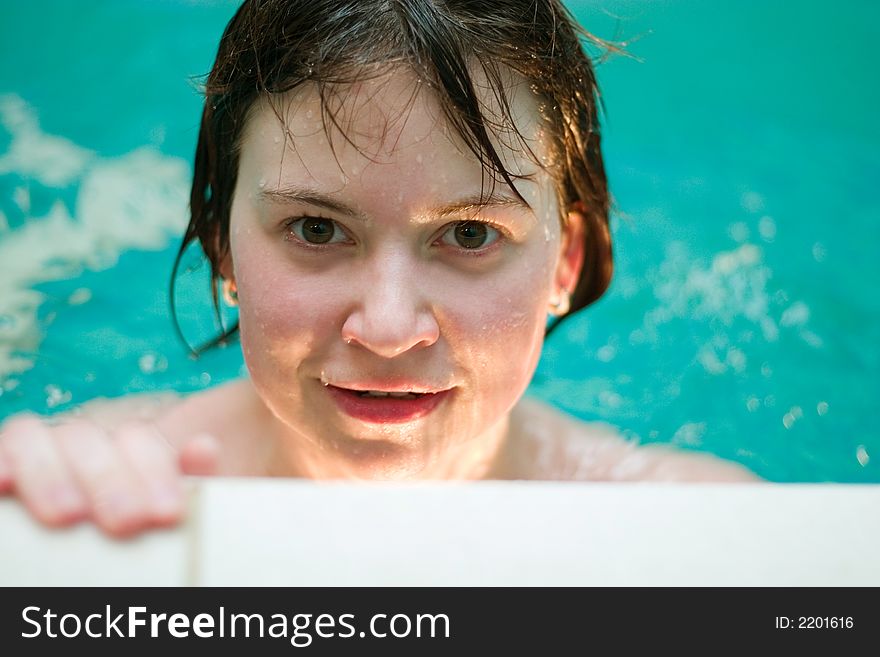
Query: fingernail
[[48, 485, 86, 516], [151, 487, 182, 516], [103, 492, 138, 520]]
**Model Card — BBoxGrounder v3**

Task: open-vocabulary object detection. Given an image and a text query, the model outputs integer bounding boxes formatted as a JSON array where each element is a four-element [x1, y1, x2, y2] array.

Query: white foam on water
[[0, 95, 95, 187], [647, 243, 773, 331], [642, 241, 819, 375], [0, 95, 190, 380], [780, 301, 810, 327], [671, 422, 706, 447]]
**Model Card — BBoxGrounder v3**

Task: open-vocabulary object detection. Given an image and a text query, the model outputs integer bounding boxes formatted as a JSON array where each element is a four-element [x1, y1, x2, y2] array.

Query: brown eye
[[287, 217, 346, 245], [301, 218, 335, 243], [452, 221, 490, 249]]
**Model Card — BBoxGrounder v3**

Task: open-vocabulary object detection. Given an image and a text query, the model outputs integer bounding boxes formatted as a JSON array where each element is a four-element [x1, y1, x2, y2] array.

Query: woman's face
[[226, 69, 582, 477]]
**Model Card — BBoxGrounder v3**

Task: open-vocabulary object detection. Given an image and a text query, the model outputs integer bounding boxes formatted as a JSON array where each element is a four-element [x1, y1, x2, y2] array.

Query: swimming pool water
[[1, 1, 877, 482]]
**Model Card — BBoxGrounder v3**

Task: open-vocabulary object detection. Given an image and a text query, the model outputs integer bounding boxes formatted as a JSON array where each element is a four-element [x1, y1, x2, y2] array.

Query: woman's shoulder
[[69, 378, 263, 445], [152, 378, 269, 446], [509, 396, 761, 482]]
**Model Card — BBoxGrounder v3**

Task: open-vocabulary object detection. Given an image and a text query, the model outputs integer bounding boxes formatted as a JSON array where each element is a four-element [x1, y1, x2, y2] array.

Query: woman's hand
[[0, 414, 219, 538]]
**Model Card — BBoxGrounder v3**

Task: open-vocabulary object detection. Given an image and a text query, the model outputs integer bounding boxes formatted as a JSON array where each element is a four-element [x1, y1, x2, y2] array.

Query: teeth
[[358, 390, 420, 398]]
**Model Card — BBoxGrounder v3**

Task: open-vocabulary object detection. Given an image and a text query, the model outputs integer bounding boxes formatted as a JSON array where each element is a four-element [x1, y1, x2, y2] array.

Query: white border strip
[[1, 482, 877, 586]]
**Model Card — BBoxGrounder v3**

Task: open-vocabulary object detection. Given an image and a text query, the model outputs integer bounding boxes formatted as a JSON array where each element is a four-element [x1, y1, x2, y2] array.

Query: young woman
[[0, 0, 758, 537]]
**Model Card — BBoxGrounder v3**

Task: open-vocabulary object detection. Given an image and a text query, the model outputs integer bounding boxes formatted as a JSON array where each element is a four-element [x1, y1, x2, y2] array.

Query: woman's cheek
[[240, 277, 337, 351], [450, 271, 548, 401]]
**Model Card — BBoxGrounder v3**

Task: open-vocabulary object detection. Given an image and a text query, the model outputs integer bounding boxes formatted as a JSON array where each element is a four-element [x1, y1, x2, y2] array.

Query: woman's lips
[[324, 384, 452, 423]]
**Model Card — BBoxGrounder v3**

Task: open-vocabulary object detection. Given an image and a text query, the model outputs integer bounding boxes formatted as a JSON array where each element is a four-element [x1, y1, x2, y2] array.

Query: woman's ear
[[554, 204, 586, 301], [213, 225, 235, 281], [218, 250, 234, 283], [216, 241, 238, 306]]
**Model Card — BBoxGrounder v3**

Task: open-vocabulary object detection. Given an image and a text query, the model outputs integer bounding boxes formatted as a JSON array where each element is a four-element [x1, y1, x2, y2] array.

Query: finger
[[55, 420, 152, 538], [0, 415, 89, 525], [115, 424, 184, 526], [179, 433, 220, 476]]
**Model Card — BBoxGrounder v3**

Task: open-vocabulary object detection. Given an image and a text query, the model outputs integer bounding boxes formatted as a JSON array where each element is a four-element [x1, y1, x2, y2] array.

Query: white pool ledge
[[1, 481, 877, 586]]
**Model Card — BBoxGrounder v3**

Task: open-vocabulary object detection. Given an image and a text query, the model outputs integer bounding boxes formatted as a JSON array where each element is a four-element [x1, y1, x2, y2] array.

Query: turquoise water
[[0, 1, 877, 482]]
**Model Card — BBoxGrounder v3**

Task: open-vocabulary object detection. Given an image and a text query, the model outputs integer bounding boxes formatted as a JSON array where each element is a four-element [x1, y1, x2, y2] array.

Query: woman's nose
[[340, 258, 440, 358]]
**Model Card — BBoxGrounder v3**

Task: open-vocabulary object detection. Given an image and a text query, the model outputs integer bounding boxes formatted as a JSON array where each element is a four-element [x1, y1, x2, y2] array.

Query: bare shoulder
[[46, 378, 262, 447], [151, 378, 268, 446], [509, 397, 762, 482]]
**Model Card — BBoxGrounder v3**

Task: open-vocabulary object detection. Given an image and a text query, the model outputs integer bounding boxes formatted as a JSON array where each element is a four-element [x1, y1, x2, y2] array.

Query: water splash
[[0, 94, 190, 380]]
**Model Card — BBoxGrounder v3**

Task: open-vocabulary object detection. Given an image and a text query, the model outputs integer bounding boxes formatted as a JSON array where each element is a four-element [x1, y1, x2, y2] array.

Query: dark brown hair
[[171, 0, 613, 352]]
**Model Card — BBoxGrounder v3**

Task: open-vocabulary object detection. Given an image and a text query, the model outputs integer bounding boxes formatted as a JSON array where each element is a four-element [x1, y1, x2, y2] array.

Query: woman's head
[[180, 0, 612, 337], [174, 0, 614, 476]]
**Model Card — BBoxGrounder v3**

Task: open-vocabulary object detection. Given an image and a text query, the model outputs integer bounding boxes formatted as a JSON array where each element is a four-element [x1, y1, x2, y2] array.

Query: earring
[[222, 279, 239, 307], [549, 289, 570, 317]]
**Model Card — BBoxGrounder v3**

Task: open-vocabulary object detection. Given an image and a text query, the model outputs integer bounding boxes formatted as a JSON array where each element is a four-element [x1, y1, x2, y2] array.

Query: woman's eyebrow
[[257, 185, 533, 220], [258, 186, 368, 221], [432, 193, 533, 219]]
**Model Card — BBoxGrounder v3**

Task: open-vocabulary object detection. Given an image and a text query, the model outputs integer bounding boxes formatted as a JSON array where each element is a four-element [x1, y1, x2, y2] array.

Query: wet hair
[[171, 0, 614, 353]]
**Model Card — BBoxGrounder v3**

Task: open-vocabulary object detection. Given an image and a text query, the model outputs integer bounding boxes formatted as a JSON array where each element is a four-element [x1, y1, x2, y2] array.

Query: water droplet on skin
[[415, 154, 423, 164], [273, 136, 281, 144], [258, 178, 267, 188]]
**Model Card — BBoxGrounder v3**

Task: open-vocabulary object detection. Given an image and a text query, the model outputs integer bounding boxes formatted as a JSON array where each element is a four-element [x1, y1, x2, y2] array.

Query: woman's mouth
[[323, 384, 452, 423]]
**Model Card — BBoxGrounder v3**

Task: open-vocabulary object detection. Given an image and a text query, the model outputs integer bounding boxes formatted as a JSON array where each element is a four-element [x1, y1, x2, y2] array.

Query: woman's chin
[[312, 438, 434, 480]]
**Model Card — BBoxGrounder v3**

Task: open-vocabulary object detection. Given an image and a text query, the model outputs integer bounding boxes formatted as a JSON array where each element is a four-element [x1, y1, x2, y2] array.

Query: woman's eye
[[286, 217, 347, 245], [440, 221, 500, 250]]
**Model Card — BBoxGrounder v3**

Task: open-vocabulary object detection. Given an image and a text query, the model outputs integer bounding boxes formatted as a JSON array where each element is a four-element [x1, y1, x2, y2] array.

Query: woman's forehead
[[237, 67, 549, 183]]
